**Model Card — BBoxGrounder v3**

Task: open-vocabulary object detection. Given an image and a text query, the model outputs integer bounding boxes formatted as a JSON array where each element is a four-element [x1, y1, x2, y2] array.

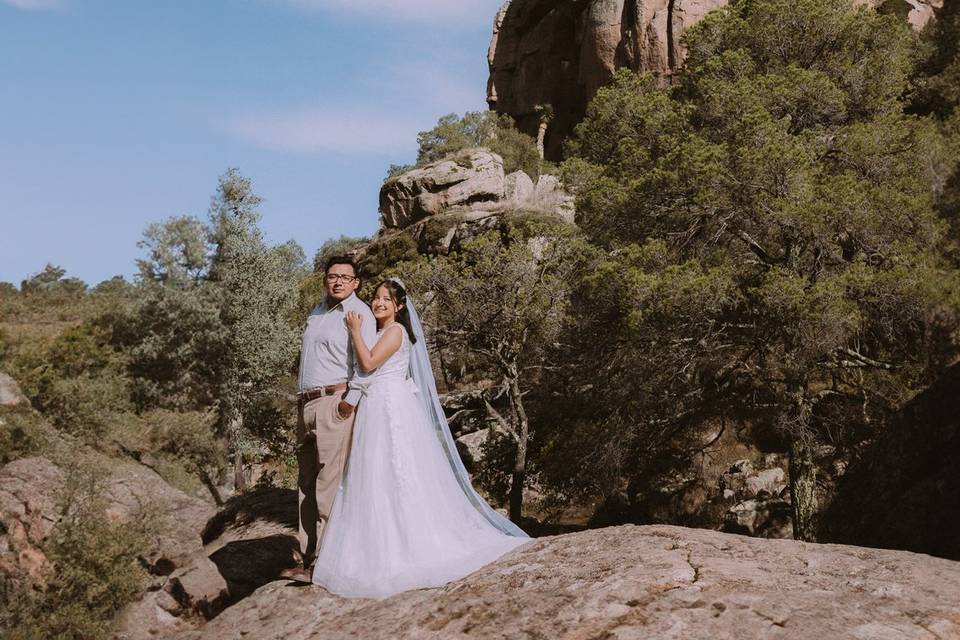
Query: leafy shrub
[[1, 463, 151, 640], [412, 111, 540, 179], [146, 408, 225, 472], [0, 406, 47, 465], [41, 372, 133, 440]]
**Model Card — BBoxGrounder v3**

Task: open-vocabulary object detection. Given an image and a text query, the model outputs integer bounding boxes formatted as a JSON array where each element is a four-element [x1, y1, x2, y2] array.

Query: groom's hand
[[336, 400, 354, 420]]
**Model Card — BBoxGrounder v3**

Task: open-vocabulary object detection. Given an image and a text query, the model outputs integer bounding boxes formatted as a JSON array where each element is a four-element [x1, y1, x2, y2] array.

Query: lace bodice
[[372, 324, 410, 381]]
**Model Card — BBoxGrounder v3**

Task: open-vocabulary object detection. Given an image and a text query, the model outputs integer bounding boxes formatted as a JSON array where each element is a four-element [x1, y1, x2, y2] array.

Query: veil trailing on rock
[[393, 278, 528, 538]]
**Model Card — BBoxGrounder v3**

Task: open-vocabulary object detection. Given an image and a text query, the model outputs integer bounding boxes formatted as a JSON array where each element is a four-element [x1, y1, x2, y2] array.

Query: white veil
[[394, 278, 528, 538]]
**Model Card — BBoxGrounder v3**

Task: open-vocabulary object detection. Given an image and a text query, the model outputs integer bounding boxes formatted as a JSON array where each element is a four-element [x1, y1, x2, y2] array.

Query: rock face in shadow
[[0, 443, 217, 640], [823, 362, 960, 561], [487, 0, 942, 159], [172, 524, 960, 640]]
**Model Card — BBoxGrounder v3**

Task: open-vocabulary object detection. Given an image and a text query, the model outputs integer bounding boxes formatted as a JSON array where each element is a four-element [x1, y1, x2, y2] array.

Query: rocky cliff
[[487, 0, 943, 158]]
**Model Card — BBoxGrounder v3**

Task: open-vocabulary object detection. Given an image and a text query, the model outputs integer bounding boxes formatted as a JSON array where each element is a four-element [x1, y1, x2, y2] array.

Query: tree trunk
[[789, 438, 818, 541], [199, 468, 225, 506], [507, 374, 528, 523], [229, 413, 247, 492], [536, 121, 547, 161]]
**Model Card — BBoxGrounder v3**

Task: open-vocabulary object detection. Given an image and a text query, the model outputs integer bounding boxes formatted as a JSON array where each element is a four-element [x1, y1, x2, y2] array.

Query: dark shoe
[[279, 566, 314, 583]]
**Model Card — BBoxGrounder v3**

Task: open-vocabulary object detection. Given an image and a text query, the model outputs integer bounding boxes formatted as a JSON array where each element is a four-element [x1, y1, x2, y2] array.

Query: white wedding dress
[[312, 324, 529, 598]]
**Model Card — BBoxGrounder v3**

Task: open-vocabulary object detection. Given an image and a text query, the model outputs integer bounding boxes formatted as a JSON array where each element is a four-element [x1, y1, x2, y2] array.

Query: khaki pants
[[296, 393, 356, 564]]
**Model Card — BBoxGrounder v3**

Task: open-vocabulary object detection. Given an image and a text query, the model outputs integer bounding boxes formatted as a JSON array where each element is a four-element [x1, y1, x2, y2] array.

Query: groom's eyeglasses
[[325, 274, 359, 284]]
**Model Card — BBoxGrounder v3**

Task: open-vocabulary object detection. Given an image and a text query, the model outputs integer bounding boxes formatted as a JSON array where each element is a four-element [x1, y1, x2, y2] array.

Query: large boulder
[[117, 486, 301, 638], [102, 463, 216, 572], [199, 485, 300, 601], [488, 0, 941, 159], [368, 157, 576, 260], [379, 149, 506, 230], [174, 524, 960, 639]]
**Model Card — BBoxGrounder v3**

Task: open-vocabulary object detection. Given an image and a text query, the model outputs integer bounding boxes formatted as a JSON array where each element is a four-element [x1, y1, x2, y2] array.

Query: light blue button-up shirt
[[297, 292, 377, 406]]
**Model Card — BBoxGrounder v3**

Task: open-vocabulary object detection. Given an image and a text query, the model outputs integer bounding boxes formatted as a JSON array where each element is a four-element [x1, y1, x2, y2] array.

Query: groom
[[282, 255, 376, 582]]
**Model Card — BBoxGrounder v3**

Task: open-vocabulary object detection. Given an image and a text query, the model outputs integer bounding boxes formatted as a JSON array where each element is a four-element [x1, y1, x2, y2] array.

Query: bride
[[309, 278, 530, 598]]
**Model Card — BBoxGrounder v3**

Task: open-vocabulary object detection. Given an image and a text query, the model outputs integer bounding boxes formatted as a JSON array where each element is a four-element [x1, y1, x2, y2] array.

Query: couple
[[283, 256, 529, 598]]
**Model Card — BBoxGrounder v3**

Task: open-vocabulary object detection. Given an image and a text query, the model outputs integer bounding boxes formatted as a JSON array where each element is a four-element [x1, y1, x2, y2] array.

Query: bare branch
[[735, 229, 774, 265], [482, 396, 519, 442]]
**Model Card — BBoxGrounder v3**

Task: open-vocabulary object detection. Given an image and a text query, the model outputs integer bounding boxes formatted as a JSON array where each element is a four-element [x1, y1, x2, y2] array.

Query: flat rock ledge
[[172, 525, 960, 639]]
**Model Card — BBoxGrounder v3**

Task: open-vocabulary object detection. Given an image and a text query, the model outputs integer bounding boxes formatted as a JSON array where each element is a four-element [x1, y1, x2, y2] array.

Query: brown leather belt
[[298, 383, 348, 403]]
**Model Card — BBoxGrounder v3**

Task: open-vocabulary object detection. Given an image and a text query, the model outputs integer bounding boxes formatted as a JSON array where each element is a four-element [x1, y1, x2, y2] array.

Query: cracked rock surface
[[171, 524, 960, 639]]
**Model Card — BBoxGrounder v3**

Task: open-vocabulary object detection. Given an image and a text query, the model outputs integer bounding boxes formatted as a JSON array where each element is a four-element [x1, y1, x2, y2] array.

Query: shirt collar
[[321, 292, 357, 312]]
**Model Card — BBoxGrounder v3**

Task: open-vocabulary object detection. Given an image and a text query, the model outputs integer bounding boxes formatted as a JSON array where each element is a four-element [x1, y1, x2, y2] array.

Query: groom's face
[[325, 263, 359, 304]]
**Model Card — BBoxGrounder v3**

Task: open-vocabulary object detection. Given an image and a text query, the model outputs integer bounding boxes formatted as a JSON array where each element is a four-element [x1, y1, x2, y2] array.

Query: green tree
[[113, 169, 304, 495], [20, 264, 86, 297], [136, 215, 210, 285], [312, 235, 369, 272], [912, 0, 960, 117], [561, 0, 959, 540], [912, 2, 960, 264], [205, 168, 304, 490], [414, 111, 541, 179], [110, 279, 225, 411], [402, 223, 592, 521]]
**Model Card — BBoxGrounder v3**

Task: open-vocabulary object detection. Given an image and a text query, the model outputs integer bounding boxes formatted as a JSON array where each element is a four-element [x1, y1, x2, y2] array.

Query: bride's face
[[371, 285, 401, 323]]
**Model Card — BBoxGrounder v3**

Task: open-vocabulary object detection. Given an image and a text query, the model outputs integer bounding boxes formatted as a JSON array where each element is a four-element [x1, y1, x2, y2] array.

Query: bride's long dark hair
[[375, 279, 417, 344]]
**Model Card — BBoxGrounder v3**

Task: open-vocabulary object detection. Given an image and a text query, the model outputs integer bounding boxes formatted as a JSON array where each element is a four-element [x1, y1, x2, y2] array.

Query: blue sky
[[0, 0, 502, 286]]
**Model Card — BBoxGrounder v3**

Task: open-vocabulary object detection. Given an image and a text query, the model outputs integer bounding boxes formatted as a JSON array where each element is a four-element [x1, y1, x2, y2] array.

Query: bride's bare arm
[[345, 312, 402, 373]]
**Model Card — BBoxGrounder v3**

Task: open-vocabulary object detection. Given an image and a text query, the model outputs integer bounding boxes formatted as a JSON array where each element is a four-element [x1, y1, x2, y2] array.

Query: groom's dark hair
[[324, 255, 359, 277]]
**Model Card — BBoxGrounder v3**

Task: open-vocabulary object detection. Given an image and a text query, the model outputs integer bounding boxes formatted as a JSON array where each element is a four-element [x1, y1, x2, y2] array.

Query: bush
[[1, 463, 151, 640], [41, 372, 133, 440], [414, 111, 541, 179], [147, 409, 224, 471], [0, 406, 47, 465]]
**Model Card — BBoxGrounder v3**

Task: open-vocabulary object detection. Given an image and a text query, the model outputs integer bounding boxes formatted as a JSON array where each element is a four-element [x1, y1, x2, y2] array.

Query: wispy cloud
[[227, 58, 489, 157], [2, 0, 62, 9], [278, 0, 501, 25], [384, 61, 486, 113], [226, 107, 428, 156]]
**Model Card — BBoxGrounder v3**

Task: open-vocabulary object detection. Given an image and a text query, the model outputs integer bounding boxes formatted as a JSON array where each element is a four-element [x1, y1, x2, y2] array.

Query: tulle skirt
[[312, 377, 529, 599]]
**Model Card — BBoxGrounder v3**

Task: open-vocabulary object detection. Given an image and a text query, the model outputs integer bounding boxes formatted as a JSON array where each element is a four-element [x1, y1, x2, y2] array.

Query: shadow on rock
[[201, 485, 299, 545], [202, 486, 301, 605], [208, 534, 300, 603], [822, 363, 960, 560]]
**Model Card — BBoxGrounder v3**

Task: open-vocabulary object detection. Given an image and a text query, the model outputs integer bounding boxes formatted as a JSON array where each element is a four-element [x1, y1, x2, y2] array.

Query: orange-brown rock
[[487, 0, 941, 159]]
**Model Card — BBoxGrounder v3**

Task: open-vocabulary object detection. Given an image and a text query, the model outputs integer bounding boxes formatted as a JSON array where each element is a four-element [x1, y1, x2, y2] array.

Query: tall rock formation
[[487, 0, 942, 159], [366, 149, 575, 265]]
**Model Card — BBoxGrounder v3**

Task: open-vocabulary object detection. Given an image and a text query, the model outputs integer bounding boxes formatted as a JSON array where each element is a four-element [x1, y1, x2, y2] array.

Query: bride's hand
[[345, 311, 363, 332]]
